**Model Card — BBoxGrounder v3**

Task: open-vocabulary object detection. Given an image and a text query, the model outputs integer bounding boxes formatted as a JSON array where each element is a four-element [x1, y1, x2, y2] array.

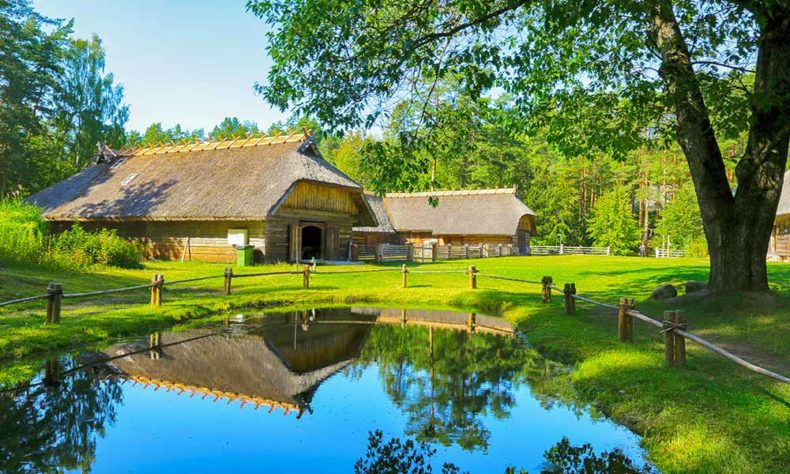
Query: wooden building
[[770, 170, 790, 261], [28, 133, 377, 263], [353, 188, 537, 255]]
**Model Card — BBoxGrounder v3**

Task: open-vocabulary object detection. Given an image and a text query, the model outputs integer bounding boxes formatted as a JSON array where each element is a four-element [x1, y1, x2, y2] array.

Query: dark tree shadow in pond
[[0, 357, 122, 474]]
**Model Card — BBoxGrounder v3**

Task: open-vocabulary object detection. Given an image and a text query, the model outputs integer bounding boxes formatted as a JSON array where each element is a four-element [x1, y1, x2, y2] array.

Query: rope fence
[[0, 263, 787, 384]]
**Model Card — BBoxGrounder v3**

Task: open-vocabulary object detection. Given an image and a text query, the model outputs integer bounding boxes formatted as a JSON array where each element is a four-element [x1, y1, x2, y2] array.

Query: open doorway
[[301, 225, 323, 260]]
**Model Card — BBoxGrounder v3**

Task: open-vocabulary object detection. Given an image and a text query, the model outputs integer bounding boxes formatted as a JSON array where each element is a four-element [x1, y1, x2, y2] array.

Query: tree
[[587, 187, 641, 255], [655, 188, 705, 250], [249, 0, 790, 293], [209, 116, 259, 140]]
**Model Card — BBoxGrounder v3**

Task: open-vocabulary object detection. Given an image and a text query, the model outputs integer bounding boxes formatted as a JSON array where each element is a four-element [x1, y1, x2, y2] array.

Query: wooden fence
[[1, 264, 788, 385], [530, 245, 611, 256], [655, 248, 686, 258], [355, 242, 516, 263]]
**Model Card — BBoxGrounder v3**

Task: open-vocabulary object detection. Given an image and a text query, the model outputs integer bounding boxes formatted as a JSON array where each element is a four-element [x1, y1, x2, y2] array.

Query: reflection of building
[[770, 171, 790, 261], [350, 307, 515, 335], [105, 310, 375, 417]]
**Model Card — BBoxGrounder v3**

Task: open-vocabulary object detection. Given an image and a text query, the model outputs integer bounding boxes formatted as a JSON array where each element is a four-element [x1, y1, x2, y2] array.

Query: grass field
[[1, 256, 788, 473]]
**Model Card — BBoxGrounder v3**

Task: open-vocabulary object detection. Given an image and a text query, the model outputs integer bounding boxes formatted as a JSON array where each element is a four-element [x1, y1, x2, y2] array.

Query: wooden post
[[498, 243, 503, 257], [431, 242, 437, 262], [223, 267, 233, 295], [468, 312, 476, 332], [563, 283, 576, 315], [46, 282, 63, 324], [303, 265, 310, 289], [663, 310, 675, 367], [541, 276, 553, 303], [351, 243, 359, 261], [401, 308, 407, 327], [673, 310, 687, 367], [401, 264, 408, 288], [406, 243, 414, 262], [150, 274, 163, 307], [447, 243, 452, 259], [464, 243, 470, 259], [469, 265, 477, 289], [618, 297, 634, 342]]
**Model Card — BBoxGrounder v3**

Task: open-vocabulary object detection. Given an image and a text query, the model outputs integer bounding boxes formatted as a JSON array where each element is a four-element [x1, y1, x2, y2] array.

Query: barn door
[[325, 226, 337, 260], [288, 224, 301, 262]]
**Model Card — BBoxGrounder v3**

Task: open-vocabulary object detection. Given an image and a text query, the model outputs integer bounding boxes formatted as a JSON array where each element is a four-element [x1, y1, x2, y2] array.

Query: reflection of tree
[[0, 357, 122, 474], [355, 325, 558, 452]]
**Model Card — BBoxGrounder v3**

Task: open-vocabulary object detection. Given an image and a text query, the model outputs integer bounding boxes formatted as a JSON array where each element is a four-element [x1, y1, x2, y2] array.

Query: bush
[[51, 225, 143, 269], [0, 199, 47, 265], [0, 199, 142, 269], [685, 235, 710, 258]]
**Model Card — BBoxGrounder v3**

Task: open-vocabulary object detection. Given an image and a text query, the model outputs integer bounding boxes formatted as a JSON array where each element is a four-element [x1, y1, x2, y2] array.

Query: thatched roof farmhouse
[[29, 133, 377, 262], [354, 188, 537, 254], [770, 170, 790, 261]]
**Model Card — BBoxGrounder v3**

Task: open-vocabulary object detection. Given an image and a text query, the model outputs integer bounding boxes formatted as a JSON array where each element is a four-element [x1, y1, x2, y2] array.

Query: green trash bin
[[236, 245, 255, 267]]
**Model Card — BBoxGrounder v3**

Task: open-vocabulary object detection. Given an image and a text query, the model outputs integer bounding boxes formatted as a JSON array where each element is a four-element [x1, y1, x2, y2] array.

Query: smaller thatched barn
[[354, 188, 537, 254], [28, 133, 377, 263], [770, 170, 790, 261]]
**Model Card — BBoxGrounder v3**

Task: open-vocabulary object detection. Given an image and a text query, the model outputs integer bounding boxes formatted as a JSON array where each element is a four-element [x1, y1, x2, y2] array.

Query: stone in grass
[[685, 281, 707, 294], [650, 284, 678, 300]]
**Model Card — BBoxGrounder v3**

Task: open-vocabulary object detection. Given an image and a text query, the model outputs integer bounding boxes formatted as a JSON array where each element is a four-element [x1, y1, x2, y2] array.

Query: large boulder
[[650, 284, 677, 300], [685, 281, 707, 294]]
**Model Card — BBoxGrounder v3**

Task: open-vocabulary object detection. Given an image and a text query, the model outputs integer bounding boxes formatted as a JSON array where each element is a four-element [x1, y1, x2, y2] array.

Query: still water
[[1, 307, 651, 473]]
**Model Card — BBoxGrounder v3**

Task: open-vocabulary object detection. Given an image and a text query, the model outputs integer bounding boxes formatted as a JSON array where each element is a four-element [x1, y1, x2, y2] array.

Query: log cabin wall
[[774, 215, 790, 260], [352, 232, 402, 247]]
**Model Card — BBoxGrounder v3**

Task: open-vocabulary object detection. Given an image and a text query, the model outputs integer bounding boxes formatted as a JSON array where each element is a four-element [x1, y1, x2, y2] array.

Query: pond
[[0, 307, 653, 473]]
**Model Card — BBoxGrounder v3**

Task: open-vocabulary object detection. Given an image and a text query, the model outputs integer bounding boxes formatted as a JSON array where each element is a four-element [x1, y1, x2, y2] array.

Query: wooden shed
[[770, 170, 790, 261], [354, 188, 537, 254], [28, 133, 377, 263]]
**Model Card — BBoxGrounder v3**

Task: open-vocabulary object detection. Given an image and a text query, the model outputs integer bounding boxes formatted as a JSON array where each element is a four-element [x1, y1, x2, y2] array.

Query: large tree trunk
[[649, 1, 790, 293]]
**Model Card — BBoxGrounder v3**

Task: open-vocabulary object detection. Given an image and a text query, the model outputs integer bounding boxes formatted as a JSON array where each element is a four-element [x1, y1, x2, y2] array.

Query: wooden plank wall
[[280, 181, 359, 216], [775, 215, 790, 257]]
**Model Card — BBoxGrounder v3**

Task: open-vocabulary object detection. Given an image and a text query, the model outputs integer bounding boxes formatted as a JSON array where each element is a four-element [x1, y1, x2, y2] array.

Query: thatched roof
[[353, 194, 397, 233], [105, 317, 373, 415], [28, 134, 376, 225], [778, 170, 790, 217], [362, 188, 536, 236]]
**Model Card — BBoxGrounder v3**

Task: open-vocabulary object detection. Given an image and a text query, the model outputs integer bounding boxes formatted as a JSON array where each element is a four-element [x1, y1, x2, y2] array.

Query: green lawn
[[1, 256, 788, 473]]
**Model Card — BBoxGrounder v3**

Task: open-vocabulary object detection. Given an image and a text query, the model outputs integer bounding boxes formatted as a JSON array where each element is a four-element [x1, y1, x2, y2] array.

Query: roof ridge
[[115, 131, 309, 157], [385, 187, 516, 198]]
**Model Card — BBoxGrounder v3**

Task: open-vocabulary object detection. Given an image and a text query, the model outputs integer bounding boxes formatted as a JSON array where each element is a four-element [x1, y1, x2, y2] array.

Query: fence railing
[[1, 263, 787, 385], [655, 248, 686, 258], [531, 245, 611, 256], [355, 242, 517, 263]]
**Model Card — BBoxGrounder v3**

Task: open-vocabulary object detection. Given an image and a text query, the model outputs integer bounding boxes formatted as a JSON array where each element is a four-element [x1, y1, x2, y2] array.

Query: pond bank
[[1, 257, 788, 473]]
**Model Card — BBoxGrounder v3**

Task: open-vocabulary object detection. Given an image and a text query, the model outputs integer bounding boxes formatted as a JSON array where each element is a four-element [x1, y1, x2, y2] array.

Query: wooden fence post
[[541, 276, 553, 303], [469, 265, 477, 289], [508, 243, 513, 256], [223, 267, 233, 295], [447, 243, 452, 259], [406, 243, 414, 262], [46, 282, 63, 324], [498, 244, 503, 257], [673, 310, 687, 367], [401, 264, 408, 288], [468, 312, 476, 332], [150, 274, 163, 306], [351, 243, 359, 261], [431, 242, 437, 262], [303, 265, 310, 289], [464, 243, 470, 259], [663, 310, 675, 367], [563, 283, 576, 315], [618, 297, 634, 342]]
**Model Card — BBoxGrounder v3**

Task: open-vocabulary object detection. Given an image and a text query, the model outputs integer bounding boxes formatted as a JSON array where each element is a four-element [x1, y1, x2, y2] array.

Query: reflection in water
[[0, 357, 122, 474], [0, 307, 645, 473]]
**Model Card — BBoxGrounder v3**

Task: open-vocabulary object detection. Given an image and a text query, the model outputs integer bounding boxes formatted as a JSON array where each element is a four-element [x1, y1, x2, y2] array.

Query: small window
[[110, 158, 128, 169], [120, 173, 138, 186], [227, 229, 248, 246]]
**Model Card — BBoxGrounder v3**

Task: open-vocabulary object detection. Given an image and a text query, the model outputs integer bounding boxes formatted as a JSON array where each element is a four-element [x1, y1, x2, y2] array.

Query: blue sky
[[34, 0, 290, 132]]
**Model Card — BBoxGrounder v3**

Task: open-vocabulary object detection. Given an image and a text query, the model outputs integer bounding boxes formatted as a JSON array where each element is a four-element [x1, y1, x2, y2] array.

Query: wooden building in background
[[354, 188, 537, 255], [29, 133, 377, 263], [770, 170, 790, 261]]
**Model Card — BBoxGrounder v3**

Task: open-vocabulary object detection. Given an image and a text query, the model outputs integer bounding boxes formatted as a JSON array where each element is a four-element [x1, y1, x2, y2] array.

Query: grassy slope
[[0, 256, 788, 473]]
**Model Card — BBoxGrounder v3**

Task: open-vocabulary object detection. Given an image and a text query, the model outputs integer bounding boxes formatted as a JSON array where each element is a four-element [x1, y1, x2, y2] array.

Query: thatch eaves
[[353, 194, 397, 233], [778, 170, 790, 217], [381, 188, 536, 236], [28, 134, 376, 226]]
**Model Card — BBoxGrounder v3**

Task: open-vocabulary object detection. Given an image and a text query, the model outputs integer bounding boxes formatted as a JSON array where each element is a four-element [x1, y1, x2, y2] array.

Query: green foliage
[[51, 224, 143, 269], [209, 117, 258, 140], [542, 437, 654, 474], [0, 199, 47, 264], [655, 188, 704, 250], [354, 430, 462, 474], [587, 187, 640, 255]]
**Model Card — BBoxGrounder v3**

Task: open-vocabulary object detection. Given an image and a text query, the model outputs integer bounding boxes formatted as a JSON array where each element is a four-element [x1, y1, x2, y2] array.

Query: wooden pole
[[618, 297, 634, 342], [663, 310, 675, 367], [468, 312, 476, 332], [431, 242, 437, 262], [46, 282, 63, 324], [563, 283, 576, 315], [464, 243, 470, 259], [401, 264, 408, 288], [469, 265, 477, 289], [673, 310, 687, 367], [541, 276, 553, 303], [223, 267, 233, 295], [406, 243, 414, 262], [303, 265, 310, 289]]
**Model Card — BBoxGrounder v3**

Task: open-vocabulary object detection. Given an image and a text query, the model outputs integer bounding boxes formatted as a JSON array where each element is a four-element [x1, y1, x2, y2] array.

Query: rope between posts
[[410, 270, 470, 274], [233, 271, 302, 278], [479, 273, 543, 285], [63, 283, 154, 299], [164, 275, 223, 286], [0, 294, 50, 307]]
